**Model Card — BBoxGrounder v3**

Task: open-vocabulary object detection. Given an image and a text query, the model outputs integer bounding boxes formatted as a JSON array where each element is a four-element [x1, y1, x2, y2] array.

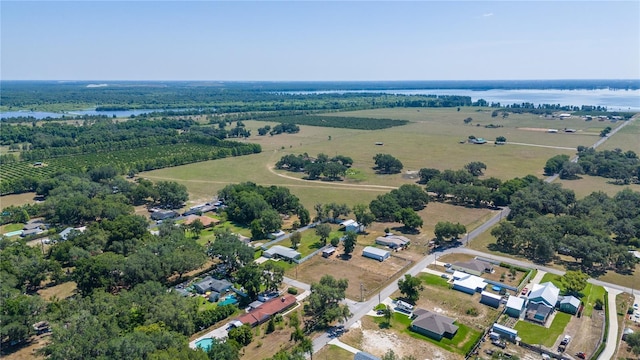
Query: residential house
[[235, 295, 297, 327], [193, 276, 233, 294], [452, 273, 487, 295], [451, 259, 494, 276], [263, 245, 301, 261], [525, 282, 560, 324], [410, 308, 458, 341], [151, 210, 179, 221], [375, 235, 411, 249]]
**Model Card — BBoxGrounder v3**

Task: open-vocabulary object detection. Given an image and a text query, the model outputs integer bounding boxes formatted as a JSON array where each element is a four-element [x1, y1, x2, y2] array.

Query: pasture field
[[598, 115, 640, 153], [553, 175, 640, 199], [143, 107, 602, 210]]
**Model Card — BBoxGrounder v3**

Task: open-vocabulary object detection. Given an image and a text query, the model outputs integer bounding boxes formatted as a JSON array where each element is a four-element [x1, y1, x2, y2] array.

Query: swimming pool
[[3, 230, 23, 237], [218, 294, 238, 306], [195, 338, 214, 351]]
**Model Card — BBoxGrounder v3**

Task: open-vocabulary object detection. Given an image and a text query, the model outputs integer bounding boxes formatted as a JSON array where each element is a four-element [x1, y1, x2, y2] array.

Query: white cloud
[[482, 12, 494, 17]]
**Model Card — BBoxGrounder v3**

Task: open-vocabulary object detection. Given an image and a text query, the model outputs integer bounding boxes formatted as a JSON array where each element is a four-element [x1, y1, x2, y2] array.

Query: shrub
[[466, 307, 479, 316], [287, 287, 298, 295]]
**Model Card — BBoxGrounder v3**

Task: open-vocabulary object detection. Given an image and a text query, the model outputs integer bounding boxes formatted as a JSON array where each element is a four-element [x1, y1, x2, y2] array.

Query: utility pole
[[360, 283, 364, 302]]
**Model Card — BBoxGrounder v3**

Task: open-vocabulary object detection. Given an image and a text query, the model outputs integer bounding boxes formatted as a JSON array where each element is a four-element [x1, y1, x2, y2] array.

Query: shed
[[491, 323, 518, 342], [362, 246, 390, 262], [559, 296, 581, 315], [268, 230, 286, 239], [480, 291, 502, 308], [263, 245, 301, 261], [505, 296, 526, 317], [340, 219, 361, 233], [322, 246, 336, 258]]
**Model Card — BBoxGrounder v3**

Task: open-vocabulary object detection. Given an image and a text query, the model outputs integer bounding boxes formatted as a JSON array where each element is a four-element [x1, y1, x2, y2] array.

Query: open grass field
[[0, 192, 38, 208], [514, 312, 572, 347], [599, 116, 640, 153], [553, 175, 640, 199], [141, 107, 617, 211], [37, 281, 77, 301]]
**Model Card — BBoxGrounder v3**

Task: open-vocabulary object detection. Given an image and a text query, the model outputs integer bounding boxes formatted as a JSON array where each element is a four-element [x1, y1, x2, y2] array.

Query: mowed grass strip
[[514, 312, 572, 347], [418, 273, 451, 288], [375, 312, 482, 355]]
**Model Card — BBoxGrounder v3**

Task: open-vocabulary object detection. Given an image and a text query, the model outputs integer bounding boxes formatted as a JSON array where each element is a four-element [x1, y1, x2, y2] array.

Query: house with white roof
[[263, 245, 301, 261], [452, 273, 487, 295]]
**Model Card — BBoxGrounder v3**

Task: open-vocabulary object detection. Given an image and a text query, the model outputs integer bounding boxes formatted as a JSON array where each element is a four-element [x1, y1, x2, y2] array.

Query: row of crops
[[0, 142, 261, 195]]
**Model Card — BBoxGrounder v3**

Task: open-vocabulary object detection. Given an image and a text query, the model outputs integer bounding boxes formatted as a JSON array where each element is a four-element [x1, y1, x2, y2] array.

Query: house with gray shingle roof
[[410, 308, 458, 341]]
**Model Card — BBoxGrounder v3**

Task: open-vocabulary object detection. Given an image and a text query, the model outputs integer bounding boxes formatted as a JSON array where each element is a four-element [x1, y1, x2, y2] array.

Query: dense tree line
[[576, 147, 640, 184], [369, 184, 428, 230], [423, 163, 538, 208], [218, 182, 310, 239], [257, 115, 410, 130], [492, 183, 639, 273]]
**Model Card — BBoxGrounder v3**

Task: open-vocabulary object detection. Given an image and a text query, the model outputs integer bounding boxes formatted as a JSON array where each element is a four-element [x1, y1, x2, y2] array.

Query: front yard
[[513, 312, 572, 347]]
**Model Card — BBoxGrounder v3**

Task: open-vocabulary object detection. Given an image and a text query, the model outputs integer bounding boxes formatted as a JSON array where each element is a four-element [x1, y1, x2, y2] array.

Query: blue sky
[[1, 1, 639, 81]]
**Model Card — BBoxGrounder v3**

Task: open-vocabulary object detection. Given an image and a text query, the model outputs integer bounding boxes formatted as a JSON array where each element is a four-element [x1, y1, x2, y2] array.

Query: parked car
[[444, 263, 452, 268], [521, 287, 528, 295], [575, 352, 586, 359], [491, 340, 506, 349], [441, 274, 449, 279]]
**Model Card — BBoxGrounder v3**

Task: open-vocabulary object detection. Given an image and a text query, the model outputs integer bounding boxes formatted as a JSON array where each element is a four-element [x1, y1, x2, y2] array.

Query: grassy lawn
[[417, 273, 451, 288], [314, 344, 355, 360], [377, 312, 482, 355], [286, 225, 342, 257], [1, 222, 24, 234], [538, 273, 605, 316], [37, 281, 77, 301], [514, 312, 572, 347]]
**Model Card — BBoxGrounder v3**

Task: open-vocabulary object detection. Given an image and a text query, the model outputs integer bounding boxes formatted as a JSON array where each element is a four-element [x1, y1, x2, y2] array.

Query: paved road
[[599, 288, 622, 360]]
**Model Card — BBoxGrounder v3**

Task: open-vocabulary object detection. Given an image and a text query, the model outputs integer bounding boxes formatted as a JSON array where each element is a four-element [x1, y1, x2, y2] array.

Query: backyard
[[513, 312, 572, 347]]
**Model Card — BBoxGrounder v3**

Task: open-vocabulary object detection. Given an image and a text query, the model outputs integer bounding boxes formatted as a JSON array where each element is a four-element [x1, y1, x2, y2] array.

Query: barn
[[362, 246, 390, 262]]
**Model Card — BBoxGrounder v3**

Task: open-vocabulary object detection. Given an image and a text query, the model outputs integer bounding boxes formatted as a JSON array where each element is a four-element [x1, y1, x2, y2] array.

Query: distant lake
[[287, 88, 640, 112], [0, 108, 182, 120]]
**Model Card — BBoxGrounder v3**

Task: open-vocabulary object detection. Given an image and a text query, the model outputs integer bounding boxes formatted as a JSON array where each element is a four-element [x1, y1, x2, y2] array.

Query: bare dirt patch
[[560, 311, 604, 358], [2, 335, 48, 360], [345, 317, 460, 360], [290, 247, 412, 301], [37, 281, 77, 301], [518, 127, 554, 132]]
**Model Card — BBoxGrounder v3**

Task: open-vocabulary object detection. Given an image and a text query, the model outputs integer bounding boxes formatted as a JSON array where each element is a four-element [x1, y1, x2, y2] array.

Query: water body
[[0, 108, 184, 120], [287, 88, 640, 112]]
